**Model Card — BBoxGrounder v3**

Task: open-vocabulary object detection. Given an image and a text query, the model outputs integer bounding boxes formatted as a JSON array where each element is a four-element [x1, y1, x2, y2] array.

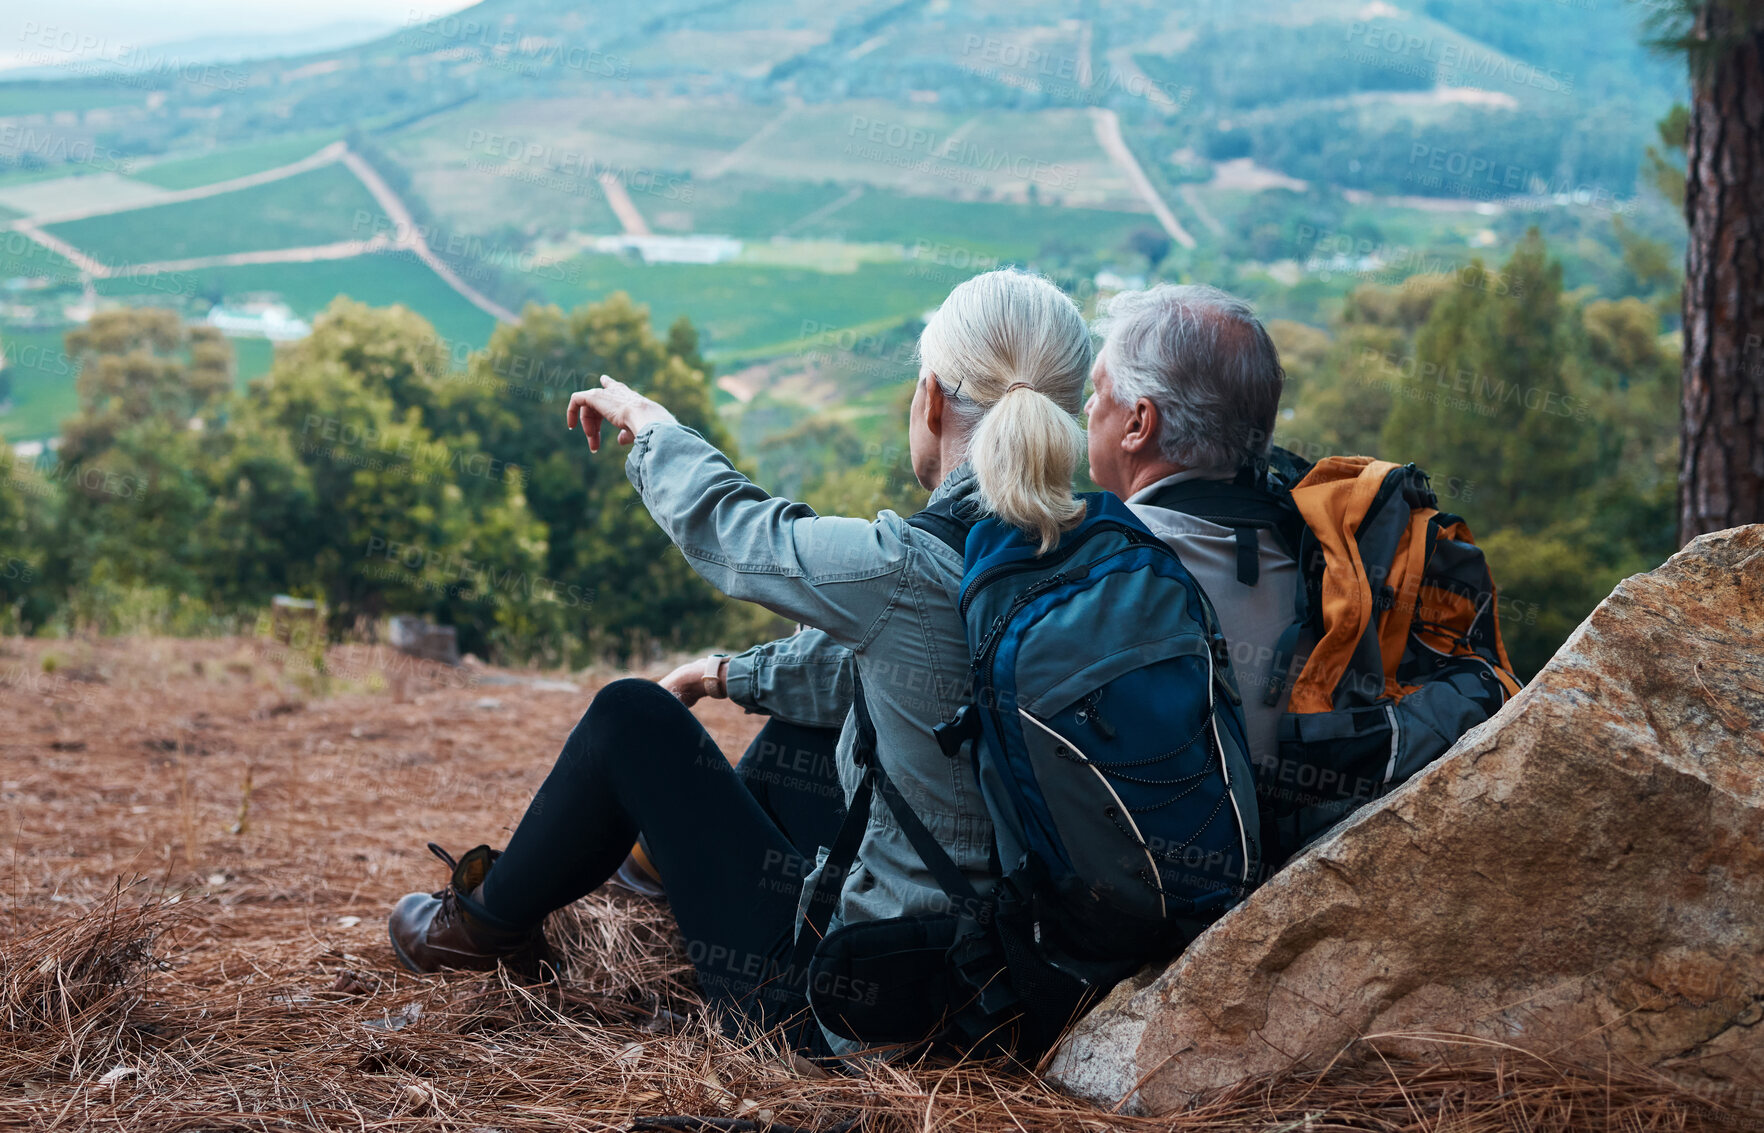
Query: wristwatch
[[701, 653, 730, 699]]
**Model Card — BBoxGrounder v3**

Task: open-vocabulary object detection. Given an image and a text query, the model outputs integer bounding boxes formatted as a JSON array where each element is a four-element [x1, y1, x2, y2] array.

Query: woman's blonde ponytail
[[918, 269, 1093, 555], [969, 383, 1086, 553]]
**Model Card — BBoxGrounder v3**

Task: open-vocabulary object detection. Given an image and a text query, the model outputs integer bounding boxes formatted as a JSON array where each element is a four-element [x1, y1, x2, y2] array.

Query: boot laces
[[425, 843, 465, 907]]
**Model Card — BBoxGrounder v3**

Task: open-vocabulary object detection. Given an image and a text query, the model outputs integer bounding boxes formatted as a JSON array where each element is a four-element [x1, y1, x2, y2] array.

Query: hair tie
[[1005, 382, 1035, 394]]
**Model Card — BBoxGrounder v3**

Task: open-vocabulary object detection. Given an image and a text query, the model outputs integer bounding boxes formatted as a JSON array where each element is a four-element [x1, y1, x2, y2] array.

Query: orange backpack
[[1148, 452, 1522, 871], [1285, 457, 1521, 708]]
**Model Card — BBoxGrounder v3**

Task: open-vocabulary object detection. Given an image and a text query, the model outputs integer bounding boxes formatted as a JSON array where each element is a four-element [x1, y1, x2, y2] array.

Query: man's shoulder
[[1129, 499, 1299, 582], [1127, 498, 1232, 541]]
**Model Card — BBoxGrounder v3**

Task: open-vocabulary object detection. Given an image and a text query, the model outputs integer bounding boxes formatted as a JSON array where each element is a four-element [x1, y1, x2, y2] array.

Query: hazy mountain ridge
[[0, 0, 1685, 453], [0, 0, 1677, 201]]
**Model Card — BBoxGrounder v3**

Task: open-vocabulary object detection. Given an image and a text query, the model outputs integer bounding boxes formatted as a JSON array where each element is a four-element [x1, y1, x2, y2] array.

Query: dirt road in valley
[[1089, 107, 1196, 249], [342, 148, 520, 322], [597, 171, 653, 236], [121, 236, 398, 276]]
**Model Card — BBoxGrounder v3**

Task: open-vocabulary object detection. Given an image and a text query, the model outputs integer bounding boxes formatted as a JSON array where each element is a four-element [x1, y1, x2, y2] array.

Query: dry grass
[[0, 635, 1756, 1132]]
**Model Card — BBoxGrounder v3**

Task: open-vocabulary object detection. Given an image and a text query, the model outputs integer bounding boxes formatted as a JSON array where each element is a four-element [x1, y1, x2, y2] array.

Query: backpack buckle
[[934, 704, 982, 760]]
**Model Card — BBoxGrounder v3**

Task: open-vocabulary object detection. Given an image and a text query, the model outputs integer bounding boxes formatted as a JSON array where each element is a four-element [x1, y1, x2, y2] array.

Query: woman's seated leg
[[388, 679, 819, 1044], [735, 718, 845, 859], [618, 715, 846, 897]]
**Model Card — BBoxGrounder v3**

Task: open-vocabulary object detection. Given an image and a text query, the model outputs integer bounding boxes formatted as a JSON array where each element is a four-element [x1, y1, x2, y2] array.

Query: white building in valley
[[592, 234, 743, 264], [205, 300, 311, 341]]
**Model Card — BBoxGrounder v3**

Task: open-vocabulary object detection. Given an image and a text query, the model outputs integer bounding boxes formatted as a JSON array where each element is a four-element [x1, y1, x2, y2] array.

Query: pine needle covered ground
[[0, 636, 1752, 1132]]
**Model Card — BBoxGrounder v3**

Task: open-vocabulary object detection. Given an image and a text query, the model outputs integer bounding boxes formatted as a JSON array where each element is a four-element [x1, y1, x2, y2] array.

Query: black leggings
[[477, 678, 844, 1050]]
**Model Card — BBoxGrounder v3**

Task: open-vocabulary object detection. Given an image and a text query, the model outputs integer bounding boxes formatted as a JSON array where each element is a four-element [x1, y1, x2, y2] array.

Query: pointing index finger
[[567, 390, 603, 452]]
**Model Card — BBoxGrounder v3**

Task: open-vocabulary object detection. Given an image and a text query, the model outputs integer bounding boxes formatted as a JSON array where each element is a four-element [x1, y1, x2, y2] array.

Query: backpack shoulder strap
[[849, 677, 978, 902], [1140, 468, 1303, 585], [791, 676, 982, 975], [906, 494, 977, 557]]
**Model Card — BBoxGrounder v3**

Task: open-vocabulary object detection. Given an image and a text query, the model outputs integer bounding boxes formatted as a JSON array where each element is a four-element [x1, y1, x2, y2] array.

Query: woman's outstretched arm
[[567, 378, 921, 652]]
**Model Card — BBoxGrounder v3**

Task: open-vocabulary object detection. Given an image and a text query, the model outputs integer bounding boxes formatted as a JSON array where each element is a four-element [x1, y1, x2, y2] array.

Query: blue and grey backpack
[[796, 492, 1262, 1059]]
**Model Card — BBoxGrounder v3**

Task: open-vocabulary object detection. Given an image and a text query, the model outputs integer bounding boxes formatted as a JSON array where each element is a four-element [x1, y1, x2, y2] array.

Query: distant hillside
[[0, 0, 1686, 448], [0, 20, 399, 80], [0, 0, 1679, 201]]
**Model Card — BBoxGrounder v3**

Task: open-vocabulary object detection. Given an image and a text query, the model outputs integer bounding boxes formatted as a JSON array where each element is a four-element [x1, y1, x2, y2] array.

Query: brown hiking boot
[[388, 843, 554, 980]]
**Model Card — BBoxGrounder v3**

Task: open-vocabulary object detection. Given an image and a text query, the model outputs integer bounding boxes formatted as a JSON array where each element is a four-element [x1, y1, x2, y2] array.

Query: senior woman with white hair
[[386, 268, 1092, 1058]]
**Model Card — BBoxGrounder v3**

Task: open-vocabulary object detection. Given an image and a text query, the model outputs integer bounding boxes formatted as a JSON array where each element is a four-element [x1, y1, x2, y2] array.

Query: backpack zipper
[[1380, 702, 1401, 791], [1205, 647, 1254, 886], [1074, 690, 1116, 739]]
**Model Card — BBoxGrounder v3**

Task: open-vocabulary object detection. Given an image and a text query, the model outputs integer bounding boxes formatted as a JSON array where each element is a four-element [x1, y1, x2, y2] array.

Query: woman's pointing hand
[[566, 375, 677, 453]]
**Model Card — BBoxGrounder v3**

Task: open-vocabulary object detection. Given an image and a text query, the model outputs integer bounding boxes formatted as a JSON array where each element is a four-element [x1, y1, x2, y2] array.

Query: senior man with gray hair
[[1084, 283, 1297, 769]]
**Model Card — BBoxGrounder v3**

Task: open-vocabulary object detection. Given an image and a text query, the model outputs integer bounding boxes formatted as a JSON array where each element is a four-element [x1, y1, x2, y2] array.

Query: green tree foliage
[[217, 305, 547, 650], [45, 309, 234, 626], [1273, 274, 1457, 460], [217, 293, 755, 662], [10, 233, 1682, 681], [272, 298, 452, 423], [1147, 22, 1432, 113], [1646, 103, 1690, 207], [432, 293, 743, 662], [1381, 231, 1593, 529], [59, 308, 232, 463], [0, 440, 46, 629], [1620, 105, 1690, 322], [16, 294, 748, 663]]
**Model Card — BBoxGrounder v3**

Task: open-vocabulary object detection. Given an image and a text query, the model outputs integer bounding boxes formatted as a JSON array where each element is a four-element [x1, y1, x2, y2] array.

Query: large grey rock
[[1048, 525, 1764, 1114]]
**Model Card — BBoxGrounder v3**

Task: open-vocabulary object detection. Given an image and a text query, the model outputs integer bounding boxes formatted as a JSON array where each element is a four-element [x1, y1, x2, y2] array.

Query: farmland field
[[96, 252, 499, 358], [402, 159, 624, 238], [0, 164, 87, 191], [384, 96, 784, 184], [643, 177, 855, 238], [0, 171, 173, 222], [0, 80, 143, 116], [0, 0, 1689, 474], [44, 163, 383, 265], [384, 96, 1140, 221], [638, 174, 1156, 258], [703, 102, 1133, 204], [799, 190, 1153, 258], [4, 249, 500, 441], [130, 131, 347, 190], [539, 254, 950, 363]]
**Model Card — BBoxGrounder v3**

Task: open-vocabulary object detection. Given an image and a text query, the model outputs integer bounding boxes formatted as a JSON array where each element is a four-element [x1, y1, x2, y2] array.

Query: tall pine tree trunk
[[1680, 2, 1764, 542]]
